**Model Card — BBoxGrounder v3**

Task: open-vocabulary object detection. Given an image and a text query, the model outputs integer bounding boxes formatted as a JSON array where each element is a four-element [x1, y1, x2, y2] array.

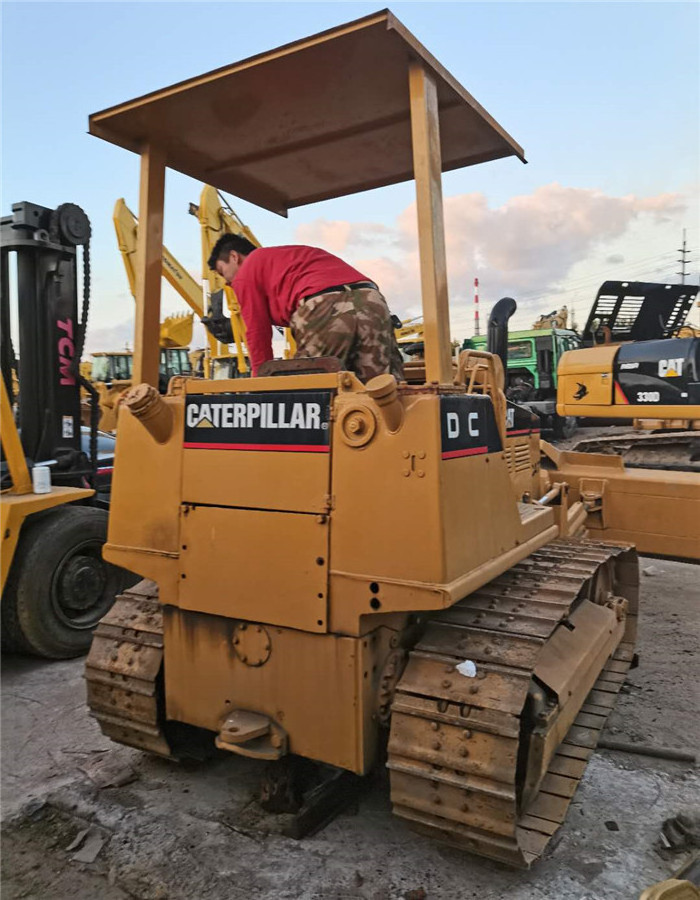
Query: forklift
[[1, 201, 132, 657]]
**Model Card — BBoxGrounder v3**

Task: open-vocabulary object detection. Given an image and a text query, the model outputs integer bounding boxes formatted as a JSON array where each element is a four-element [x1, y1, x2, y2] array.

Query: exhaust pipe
[[487, 297, 517, 375]]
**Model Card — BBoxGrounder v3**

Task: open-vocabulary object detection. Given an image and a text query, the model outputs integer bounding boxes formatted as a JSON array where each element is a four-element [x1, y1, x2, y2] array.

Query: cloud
[[294, 183, 688, 333], [295, 219, 394, 254], [84, 319, 134, 355]]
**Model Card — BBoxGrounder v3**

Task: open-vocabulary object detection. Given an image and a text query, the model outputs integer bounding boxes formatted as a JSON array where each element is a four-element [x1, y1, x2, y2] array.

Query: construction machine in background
[[394, 315, 425, 355], [117, 189, 265, 382], [557, 280, 700, 450], [82, 337, 194, 432], [557, 280, 699, 432], [547, 281, 700, 558], [190, 185, 256, 372], [463, 322, 581, 438], [114, 196, 232, 377], [97, 193, 256, 431], [85, 11, 641, 869], [1, 201, 132, 657]]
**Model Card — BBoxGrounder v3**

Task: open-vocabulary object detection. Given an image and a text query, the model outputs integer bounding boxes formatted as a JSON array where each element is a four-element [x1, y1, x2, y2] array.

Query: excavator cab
[[86, 11, 639, 867]]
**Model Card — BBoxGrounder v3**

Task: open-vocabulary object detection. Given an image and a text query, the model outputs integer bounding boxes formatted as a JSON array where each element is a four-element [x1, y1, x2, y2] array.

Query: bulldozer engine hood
[[183, 389, 332, 452], [614, 337, 700, 406]]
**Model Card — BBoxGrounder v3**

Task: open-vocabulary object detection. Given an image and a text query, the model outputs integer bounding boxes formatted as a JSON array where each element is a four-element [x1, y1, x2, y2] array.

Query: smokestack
[[474, 277, 480, 337]]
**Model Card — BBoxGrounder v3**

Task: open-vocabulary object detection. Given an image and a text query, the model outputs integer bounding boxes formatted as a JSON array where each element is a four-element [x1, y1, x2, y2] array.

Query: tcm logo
[[446, 411, 480, 439], [186, 400, 323, 430], [57, 319, 76, 386], [658, 358, 684, 378]]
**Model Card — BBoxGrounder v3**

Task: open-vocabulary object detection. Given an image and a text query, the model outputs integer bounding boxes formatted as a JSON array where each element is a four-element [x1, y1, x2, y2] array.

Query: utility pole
[[677, 229, 691, 284], [473, 277, 480, 336]]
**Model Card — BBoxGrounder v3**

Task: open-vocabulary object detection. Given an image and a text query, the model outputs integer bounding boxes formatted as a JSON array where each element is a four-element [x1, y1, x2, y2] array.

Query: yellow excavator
[[91, 195, 257, 430], [114, 196, 227, 374], [557, 280, 699, 432], [116, 188, 269, 380], [191, 184, 296, 365], [190, 185, 254, 373], [85, 11, 640, 870], [546, 280, 700, 559]]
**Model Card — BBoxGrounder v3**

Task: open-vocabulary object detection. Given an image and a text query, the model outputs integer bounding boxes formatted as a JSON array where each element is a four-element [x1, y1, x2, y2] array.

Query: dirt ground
[[2, 554, 698, 900]]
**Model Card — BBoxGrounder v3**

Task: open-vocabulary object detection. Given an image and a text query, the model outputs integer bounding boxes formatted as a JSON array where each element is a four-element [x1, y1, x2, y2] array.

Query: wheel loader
[[85, 10, 640, 867]]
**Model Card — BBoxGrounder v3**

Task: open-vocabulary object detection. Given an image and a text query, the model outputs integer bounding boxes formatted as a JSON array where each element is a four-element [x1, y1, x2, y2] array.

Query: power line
[[510, 252, 677, 301], [507, 252, 681, 306], [677, 228, 692, 284]]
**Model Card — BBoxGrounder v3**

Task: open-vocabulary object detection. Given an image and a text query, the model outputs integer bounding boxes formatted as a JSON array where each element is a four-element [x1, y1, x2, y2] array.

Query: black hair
[[207, 234, 257, 271]]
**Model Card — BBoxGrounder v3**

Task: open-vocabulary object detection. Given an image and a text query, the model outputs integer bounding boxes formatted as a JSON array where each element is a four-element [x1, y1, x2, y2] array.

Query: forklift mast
[[1, 201, 91, 470]]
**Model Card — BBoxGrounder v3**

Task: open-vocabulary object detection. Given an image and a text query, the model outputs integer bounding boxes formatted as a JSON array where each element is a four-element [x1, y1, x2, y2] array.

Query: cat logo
[[183, 391, 332, 453], [658, 358, 683, 378], [574, 382, 588, 401]]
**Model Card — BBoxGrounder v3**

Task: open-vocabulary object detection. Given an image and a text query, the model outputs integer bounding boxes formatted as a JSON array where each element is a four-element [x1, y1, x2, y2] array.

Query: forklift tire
[[1, 505, 130, 659]]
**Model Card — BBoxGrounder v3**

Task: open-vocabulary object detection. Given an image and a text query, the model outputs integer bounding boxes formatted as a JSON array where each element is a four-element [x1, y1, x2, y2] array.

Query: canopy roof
[[89, 9, 525, 215]]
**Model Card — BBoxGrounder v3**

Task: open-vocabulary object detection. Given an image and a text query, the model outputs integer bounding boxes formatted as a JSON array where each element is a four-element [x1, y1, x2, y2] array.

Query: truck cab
[[463, 327, 580, 435]]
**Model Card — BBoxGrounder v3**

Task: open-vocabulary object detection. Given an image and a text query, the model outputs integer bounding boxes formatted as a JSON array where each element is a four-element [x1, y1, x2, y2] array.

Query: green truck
[[462, 327, 581, 437]]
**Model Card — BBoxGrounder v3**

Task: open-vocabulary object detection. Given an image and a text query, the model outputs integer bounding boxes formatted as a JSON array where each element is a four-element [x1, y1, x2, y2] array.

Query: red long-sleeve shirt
[[231, 245, 369, 374]]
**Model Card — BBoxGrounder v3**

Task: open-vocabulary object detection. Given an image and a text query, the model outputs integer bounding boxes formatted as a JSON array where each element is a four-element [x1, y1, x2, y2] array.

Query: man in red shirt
[[208, 235, 404, 381]]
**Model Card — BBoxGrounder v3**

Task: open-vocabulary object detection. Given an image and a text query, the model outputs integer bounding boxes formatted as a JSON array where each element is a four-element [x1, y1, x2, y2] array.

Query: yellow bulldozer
[[84, 11, 641, 868]]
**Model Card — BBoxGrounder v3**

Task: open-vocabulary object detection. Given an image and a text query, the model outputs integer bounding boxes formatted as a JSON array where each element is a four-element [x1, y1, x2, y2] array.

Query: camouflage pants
[[290, 287, 404, 383]]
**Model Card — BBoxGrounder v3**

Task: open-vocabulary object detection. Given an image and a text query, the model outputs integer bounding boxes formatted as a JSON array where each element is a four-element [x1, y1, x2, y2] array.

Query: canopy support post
[[408, 61, 453, 386], [133, 143, 166, 387]]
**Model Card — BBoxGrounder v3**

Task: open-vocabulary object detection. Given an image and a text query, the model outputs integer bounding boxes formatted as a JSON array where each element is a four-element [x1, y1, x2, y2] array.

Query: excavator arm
[[113, 199, 215, 358], [191, 186, 256, 373], [193, 186, 295, 368]]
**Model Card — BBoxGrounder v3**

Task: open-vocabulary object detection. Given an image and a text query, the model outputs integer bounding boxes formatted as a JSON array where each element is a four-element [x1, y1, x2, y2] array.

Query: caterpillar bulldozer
[[85, 10, 640, 868], [1, 201, 133, 657]]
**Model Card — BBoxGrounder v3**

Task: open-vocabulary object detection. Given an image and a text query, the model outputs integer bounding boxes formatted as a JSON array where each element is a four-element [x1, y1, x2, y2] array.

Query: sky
[[2, 1, 699, 356]]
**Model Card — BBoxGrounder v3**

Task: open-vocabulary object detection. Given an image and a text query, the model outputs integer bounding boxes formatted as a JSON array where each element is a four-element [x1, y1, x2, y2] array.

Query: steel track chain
[[387, 538, 638, 868], [85, 543, 638, 868], [85, 580, 172, 757]]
